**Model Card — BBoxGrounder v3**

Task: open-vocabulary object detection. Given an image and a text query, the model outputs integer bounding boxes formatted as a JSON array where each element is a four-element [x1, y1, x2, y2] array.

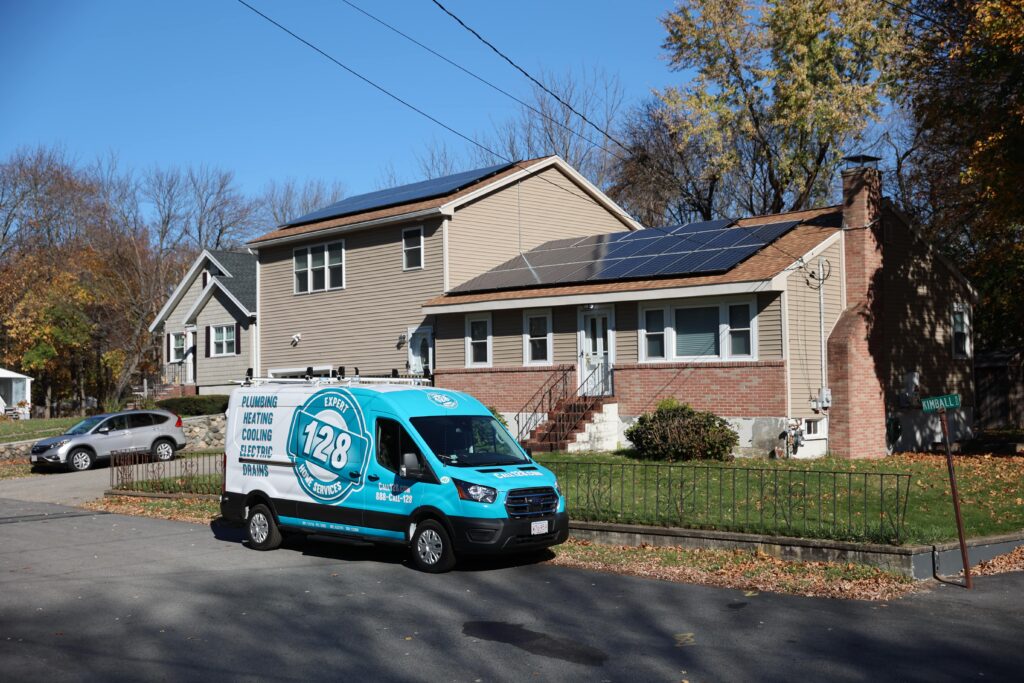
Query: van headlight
[[49, 439, 70, 450], [453, 478, 497, 504]]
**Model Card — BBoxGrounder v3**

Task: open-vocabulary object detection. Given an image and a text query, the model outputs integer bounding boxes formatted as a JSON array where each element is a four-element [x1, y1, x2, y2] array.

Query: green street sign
[[922, 394, 961, 413]]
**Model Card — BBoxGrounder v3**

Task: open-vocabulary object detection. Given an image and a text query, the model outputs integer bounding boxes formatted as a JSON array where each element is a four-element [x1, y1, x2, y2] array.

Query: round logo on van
[[427, 392, 458, 409], [286, 389, 371, 504]]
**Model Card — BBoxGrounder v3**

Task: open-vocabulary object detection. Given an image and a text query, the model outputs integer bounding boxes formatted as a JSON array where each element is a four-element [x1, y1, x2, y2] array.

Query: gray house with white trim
[[149, 249, 257, 395]]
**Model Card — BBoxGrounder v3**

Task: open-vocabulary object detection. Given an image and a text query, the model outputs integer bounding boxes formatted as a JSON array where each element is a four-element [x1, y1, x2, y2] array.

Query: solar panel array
[[451, 219, 799, 293], [283, 162, 514, 227]]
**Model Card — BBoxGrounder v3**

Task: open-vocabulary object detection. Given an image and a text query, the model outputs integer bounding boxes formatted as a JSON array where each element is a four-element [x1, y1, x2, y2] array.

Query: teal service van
[[220, 380, 569, 572]]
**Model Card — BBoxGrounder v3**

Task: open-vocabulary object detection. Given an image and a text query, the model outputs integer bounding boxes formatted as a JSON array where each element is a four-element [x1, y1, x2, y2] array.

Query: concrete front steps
[[521, 398, 620, 453]]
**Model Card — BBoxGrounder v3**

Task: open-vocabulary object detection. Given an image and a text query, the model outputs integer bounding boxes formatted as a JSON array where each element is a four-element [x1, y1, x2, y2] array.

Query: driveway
[[1, 497, 1022, 682], [0, 465, 115, 506]]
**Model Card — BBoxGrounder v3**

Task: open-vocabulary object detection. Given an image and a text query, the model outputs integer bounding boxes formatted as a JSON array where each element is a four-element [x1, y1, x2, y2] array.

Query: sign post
[[922, 393, 972, 589]]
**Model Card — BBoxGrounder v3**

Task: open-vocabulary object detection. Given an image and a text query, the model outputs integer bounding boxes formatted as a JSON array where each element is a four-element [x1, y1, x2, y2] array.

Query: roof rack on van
[[233, 375, 432, 388]]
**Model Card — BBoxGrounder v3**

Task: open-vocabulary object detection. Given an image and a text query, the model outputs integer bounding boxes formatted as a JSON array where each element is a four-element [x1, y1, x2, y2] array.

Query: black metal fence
[[109, 449, 224, 496], [544, 460, 912, 544]]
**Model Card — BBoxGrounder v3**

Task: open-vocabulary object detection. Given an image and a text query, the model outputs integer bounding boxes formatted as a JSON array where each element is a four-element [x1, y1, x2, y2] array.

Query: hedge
[[156, 395, 230, 417]]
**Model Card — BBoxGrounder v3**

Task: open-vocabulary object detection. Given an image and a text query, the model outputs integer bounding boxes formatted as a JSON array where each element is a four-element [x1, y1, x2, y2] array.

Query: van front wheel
[[411, 520, 456, 573], [247, 504, 282, 551]]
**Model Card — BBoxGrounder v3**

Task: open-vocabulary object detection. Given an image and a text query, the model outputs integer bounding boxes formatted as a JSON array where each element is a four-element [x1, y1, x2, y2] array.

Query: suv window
[[150, 414, 169, 425], [128, 413, 154, 429], [376, 418, 425, 474], [100, 415, 129, 432]]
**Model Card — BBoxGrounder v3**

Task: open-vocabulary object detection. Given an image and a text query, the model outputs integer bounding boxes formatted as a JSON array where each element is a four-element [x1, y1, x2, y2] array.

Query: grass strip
[[0, 459, 32, 480]]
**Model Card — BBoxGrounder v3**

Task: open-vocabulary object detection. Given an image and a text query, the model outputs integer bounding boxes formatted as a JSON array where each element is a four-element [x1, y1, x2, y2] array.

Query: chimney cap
[[842, 154, 881, 170]]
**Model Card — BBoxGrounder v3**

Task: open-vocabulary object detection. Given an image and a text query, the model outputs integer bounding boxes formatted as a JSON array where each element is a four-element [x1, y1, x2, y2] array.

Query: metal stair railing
[[514, 365, 575, 442], [534, 364, 609, 448]]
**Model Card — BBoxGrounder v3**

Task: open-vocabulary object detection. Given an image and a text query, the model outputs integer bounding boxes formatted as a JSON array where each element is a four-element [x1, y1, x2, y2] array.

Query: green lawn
[[0, 417, 81, 444], [535, 452, 1024, 545]]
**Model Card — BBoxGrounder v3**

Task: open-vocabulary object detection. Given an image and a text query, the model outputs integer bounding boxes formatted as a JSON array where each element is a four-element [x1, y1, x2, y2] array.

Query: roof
[[208, 250, 256, 312], [149, 250, 257, 332], [281, 162, 513, 227], [424, 206, 842, 309], [0, 368, 32, 380], [248, 156, 640, 246]]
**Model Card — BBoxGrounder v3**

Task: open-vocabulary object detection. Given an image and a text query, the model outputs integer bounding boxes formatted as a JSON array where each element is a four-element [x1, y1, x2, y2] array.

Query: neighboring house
[[246, 156, 639, 380], [0, 368, 32, 419], [422, 160, 976, 458], [149, 250, 257, 395], [976, 349, 1023, 429]]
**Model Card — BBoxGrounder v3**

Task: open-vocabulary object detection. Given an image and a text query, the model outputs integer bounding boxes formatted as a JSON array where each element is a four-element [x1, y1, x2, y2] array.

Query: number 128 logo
[[287, 389, 371, 504]]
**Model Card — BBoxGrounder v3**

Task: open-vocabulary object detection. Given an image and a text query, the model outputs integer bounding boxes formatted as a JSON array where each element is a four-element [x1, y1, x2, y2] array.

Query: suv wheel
[[411, 520, 456, 573], [66, 448, 94, 473], [152, 438, 175, 462]]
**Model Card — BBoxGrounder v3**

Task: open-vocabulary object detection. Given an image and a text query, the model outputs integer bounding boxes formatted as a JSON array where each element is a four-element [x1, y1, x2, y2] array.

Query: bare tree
[[416, 139, 464, 180], [259, 177, 346, 226]]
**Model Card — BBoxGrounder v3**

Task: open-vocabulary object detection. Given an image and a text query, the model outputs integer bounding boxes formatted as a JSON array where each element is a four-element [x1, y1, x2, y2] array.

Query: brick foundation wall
[[613, 361, 787, 416], [433, 364, 574, 412]]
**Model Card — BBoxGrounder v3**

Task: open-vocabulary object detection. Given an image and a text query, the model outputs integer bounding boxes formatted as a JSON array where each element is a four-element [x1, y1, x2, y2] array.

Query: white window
[[211, 325, 236, 357], [643, 308, 666, 359], [952, 305, 970, 359], [170, 333, 186, 363], [523, 309, 552, 365], [805, 419, 819, 436], [294, 241, 344, 293], [403, 227, 424, 270], [640, 298, 756, 362], [465, 314, 492, 367]]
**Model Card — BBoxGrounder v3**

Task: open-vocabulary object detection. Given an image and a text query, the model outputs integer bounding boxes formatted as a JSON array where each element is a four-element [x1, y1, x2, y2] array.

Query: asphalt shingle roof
[[209, 249, 256, 312]]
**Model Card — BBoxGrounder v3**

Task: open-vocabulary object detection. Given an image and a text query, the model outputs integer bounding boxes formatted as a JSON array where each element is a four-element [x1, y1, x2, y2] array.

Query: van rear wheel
[[411, 520, 456, 573], [247, 504, 282, 551]]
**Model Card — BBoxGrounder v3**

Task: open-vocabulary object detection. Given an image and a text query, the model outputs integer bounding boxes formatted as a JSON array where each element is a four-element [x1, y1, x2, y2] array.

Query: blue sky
[[0, 0, 676, 197]]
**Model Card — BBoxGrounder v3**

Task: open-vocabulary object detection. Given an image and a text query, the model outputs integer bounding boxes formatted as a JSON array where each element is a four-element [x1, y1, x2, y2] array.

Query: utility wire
[[429, 0, 632, 155], [236, 1, 811, 281], [337, 0, 626, 164]]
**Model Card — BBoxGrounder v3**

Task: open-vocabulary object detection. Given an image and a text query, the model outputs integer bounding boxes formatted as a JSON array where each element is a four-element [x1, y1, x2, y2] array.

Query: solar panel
[[669, 218, 733, 235], [282, 162, 513, 226], [447, 220, 801, 293]]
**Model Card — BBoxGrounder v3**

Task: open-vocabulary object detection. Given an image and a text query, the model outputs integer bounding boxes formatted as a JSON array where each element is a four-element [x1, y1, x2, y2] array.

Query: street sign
[[922, 394, 961, 413]]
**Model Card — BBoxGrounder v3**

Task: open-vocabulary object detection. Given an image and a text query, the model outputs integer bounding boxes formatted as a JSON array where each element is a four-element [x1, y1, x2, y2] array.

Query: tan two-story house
[[246, 157, 639, 380]]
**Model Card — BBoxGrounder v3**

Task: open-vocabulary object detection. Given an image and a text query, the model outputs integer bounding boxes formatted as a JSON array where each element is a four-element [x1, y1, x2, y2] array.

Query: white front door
[[580, 311, 612, 396], [407, 326, 433, 375]]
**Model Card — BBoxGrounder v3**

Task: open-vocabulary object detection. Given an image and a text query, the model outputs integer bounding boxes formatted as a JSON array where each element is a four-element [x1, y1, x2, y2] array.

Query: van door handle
[[348, 471, 360, 479], [367, 475, 379, 482]]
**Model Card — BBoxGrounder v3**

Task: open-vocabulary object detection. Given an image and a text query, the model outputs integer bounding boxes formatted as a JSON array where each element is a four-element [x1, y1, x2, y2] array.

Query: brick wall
[[433, 364, 573, 412], [613, 361, 787, 416]]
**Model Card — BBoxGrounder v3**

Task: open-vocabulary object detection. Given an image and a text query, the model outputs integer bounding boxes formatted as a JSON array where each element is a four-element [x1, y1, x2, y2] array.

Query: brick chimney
[[826, 156, 887, 459], [841, 161, 883, 306]]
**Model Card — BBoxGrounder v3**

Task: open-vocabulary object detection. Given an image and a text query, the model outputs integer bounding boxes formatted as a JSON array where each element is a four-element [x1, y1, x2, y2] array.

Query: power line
[[428, 0, 633, 155], [235, 1, 813, 282], [336, 0, 626, 164], [234, 0, 601, 211]]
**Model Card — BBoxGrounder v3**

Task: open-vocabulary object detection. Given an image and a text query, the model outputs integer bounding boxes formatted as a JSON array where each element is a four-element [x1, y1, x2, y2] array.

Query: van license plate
[[530, 520, 548, 535]]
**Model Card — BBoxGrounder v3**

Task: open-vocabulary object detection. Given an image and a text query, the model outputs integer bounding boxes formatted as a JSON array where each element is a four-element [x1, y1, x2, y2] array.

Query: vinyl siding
[[615, 302, 638, 363], [788, 240, 844, 418], [161, 274, 206, 367], [757, 292, 783, 360], [195, 289, 251, 388], [447, 166, 630, 288], [258, 219, 444, 375], [435, 305, 579, 369]]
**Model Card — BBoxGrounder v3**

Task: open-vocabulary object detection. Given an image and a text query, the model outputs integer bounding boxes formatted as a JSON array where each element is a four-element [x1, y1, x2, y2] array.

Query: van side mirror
[[400, 452, 422, 479]]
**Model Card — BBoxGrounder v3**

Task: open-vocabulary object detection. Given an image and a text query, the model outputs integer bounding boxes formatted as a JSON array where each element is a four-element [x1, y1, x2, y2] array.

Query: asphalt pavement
[[1, 496, 1022, 682]]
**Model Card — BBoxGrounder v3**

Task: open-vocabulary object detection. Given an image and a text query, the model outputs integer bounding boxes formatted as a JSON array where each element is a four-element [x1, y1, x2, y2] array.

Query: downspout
[[818, 257, 828, 453]]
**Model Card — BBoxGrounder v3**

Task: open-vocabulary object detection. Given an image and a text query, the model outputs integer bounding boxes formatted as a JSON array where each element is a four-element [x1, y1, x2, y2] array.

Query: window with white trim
[[640, 298, 756, 362], [643, 309, 666, 359], [170, 333, 186, 362], [294, 241, 344, 294], [211, 325, 236, 356], [523, 310, 552, 365], [465, 314, 492, 367], [403, 227, 423, 270], [952, 305, 970, 359]]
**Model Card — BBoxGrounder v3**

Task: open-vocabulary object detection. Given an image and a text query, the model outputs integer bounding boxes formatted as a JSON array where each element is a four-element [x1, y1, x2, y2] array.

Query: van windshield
[[409, 415, 529, 468], [66, 416, 105, 435]]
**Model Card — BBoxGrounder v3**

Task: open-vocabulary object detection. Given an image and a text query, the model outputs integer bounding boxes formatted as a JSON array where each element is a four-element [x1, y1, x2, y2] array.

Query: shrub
[[625, 402, 738, 462], [156, 395, 230, 417]]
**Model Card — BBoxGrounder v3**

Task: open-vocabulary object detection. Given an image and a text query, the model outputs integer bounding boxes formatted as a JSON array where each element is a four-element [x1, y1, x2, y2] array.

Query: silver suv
[[30, 409, 188, 472]]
